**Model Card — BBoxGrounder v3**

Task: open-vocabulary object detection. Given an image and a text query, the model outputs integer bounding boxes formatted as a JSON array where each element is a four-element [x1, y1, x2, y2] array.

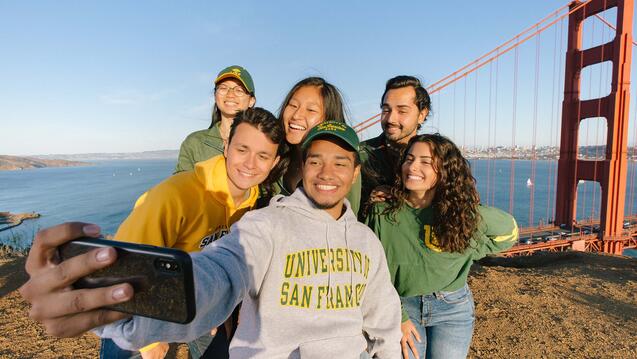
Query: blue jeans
[[401, 284, 475, 359], [99, 338, 140, 359], [99, 333, 214, 359]]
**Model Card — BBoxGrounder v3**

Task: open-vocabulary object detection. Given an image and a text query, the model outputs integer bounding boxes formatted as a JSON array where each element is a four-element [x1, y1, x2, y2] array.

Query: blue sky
[[1, 0, 622, 155]]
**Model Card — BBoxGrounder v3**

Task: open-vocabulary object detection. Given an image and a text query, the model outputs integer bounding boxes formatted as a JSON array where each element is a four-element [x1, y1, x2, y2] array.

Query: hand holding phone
[[58, 237, 196, 324], [19, 222, 132, 338]]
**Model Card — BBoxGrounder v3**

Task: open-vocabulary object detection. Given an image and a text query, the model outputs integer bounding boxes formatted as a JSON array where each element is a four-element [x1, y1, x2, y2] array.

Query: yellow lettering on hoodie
[[284, 255, 294, 278], [289, 283, 299, 306], [281, 248, 373, 282], [311, 249, 320, 274], [344, 285, 353, 308], [326, 288, 335, 309], [300, 285, 312, 308], [280, 282, 289, 305], [316, 286, 327, 309], [295, 252, 306, 278], [319, 249, 328, 273], [335, 248, 344, 271], [335, 286, 344, 309]]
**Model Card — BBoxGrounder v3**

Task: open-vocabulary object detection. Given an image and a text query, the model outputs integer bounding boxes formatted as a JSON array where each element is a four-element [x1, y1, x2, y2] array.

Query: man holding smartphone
[[20, 121, 402, 358]]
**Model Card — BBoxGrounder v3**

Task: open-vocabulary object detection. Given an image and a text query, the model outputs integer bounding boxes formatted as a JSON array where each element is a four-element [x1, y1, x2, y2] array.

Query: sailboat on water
[[526, 178, 533, 187]]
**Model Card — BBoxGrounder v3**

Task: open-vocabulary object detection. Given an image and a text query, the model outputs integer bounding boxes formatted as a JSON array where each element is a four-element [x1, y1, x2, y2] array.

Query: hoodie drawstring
[[325, 223, 332, 297], [344, 217, 354, 304]]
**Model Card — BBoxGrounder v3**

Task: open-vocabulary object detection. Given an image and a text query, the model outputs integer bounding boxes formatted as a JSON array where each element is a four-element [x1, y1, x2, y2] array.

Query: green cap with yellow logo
[[302, 121, 360, 152], [215, 65, 255, 94]]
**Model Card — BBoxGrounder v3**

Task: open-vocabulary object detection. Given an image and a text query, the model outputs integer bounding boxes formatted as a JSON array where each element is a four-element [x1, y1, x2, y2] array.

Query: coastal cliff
[[0, 155, 88, 171]]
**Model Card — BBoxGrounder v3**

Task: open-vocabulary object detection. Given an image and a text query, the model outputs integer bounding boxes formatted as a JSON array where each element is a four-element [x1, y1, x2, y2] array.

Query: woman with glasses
[[174, 65, 256, 173]]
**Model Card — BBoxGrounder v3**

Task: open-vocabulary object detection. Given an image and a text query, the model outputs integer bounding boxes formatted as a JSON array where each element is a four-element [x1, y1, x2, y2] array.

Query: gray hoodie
[[96, 188, 401, 358]]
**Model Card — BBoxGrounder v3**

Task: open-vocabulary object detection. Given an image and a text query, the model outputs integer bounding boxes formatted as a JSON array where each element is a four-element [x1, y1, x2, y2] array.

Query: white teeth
[[238, 170, 256, 177], [317, 184, 337, 191], [407, 175, 423, 180], [289, 123, 306, 131]]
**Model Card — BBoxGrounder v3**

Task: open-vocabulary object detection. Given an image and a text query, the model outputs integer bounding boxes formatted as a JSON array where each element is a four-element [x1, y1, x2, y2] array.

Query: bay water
[[1, 158, 637, 257]]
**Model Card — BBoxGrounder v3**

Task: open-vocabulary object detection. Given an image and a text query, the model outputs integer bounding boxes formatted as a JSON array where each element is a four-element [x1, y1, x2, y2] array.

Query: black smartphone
[[58, 237, 196, 324]]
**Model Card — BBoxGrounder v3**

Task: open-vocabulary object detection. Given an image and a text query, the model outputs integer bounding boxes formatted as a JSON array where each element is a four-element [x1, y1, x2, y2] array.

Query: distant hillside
[[33, 150, 178, 161], [0, 155, 89, 171]]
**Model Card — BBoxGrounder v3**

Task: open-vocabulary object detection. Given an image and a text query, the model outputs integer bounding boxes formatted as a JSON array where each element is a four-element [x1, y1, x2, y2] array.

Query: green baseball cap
[[214, 65, 255, 94], [302, 121, 360, 152]]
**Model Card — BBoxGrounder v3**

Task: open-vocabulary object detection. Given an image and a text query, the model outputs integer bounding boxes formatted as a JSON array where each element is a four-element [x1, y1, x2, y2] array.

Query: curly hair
[[383, 133, 480, 253]]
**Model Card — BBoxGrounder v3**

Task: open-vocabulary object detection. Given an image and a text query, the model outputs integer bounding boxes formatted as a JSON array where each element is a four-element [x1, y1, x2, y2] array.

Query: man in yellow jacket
[[102, 107, 286, 359]]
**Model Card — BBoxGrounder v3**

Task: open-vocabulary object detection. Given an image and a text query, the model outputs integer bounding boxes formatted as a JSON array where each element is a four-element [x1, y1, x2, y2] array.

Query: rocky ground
[[1, 251, 635, 358]]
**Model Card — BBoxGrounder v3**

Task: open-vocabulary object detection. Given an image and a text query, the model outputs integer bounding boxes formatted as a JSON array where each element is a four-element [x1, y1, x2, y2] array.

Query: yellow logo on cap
[[317, 122, 346, 132], [231, 68, 242, 76]]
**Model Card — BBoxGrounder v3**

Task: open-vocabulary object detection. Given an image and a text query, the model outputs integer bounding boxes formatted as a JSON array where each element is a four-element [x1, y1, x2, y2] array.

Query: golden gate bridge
[[354, 0, 637, 256]]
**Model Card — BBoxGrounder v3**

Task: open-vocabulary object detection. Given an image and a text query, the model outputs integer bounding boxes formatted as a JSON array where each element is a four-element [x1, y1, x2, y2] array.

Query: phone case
[[58, 237, 196, 324]]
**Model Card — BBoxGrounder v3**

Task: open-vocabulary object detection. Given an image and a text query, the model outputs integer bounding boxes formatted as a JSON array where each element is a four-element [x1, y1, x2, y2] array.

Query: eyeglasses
[[215, 85, 249, 97]]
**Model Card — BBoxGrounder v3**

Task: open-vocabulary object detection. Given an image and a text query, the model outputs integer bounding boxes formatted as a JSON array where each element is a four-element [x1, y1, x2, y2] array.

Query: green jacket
[[365, 203, 518, 322], [174, 124, 224, 174], [358, 134, 400, 218]]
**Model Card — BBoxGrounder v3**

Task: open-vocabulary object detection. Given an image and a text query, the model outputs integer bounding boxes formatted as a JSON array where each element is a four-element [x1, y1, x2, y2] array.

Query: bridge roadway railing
[[502, 216, 637, 256]]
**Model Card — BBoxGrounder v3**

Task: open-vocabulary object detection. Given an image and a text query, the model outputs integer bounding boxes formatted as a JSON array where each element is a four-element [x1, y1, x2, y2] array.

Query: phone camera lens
[[155, 259, 180, 273]]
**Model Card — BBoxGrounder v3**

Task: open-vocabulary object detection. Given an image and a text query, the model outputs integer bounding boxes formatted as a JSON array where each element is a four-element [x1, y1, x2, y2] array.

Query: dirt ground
[[1, 251, 635, 358]]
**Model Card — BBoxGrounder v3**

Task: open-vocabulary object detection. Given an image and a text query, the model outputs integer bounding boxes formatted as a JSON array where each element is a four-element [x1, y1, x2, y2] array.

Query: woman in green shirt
[[175, 65, 256, 173], [365, 133, 518, 359]]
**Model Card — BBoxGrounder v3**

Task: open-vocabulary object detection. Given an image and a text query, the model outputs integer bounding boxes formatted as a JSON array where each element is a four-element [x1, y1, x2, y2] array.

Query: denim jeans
[[99, 333, 214, 359], [401, 284, 475, 359], [99, 338, 140, 359]]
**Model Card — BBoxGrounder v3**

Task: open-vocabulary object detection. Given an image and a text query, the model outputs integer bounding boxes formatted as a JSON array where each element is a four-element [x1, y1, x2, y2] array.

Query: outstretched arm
[[472, 205, 519, 260], [97, 211, 275, 350]]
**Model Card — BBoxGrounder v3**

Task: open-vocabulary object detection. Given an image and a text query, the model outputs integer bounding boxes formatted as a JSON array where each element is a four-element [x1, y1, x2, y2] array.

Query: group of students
[[18, 65, 519, 359]]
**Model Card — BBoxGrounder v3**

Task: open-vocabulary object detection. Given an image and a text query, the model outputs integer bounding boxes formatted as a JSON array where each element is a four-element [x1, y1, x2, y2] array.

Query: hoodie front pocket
[[298, 334, 367, 359]]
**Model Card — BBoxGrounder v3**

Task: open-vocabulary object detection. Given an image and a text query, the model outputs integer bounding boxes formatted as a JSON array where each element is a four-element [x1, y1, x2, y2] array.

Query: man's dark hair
[[380, 75, 431, 130], [228, 108, 289, 192]]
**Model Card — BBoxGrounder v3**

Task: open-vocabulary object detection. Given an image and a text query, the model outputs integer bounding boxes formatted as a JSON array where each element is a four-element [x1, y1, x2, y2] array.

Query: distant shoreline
[[10, 145, 637, 163], [0, 155, 90, 171]]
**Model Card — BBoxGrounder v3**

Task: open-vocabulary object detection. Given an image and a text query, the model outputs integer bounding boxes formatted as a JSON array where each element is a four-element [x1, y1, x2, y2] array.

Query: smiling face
[[402, 141, 438, 197], [215, 78, 256, 119], [282, 85, 325, 145], [302, 138, 360, 219], [381, 86, 428, 145], [224, 122, 280, 197]]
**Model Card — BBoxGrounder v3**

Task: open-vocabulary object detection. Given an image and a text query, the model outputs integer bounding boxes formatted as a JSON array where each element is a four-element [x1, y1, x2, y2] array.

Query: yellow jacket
[[114, 155, 259, 253]]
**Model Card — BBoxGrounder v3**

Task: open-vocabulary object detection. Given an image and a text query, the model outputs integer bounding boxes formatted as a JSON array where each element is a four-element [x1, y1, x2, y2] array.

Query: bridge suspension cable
[[353, 0, 594, 134]]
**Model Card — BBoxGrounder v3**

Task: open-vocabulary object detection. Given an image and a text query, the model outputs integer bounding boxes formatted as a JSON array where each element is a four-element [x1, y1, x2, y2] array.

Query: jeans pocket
[[439, 285, 470, 305]]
